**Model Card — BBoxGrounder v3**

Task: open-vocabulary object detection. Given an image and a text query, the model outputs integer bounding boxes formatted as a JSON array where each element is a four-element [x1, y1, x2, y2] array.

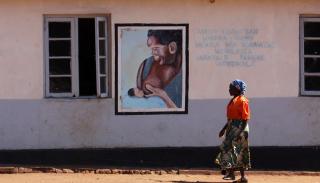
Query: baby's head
[[128, 87, 145, 97]]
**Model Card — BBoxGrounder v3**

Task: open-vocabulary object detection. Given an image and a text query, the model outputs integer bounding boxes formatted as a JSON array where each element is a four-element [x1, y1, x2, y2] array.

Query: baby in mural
[[127, 29, 183, 108]]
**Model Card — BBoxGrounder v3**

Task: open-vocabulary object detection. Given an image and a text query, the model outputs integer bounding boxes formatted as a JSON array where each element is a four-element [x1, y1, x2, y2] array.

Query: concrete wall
[[0, 0, 319, 149]]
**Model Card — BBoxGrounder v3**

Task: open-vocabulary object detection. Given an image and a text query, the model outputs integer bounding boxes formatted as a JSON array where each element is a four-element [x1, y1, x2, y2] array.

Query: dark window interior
[[49, 22, 70, 38], [78, 18, 97, 96], [304, 22, 320, 37], [305, 76, 320, 91], [303, 21, 320, 92], [304, 58, 320, 73], [49, 59, 71, 75], [50, 77, 71, 93], [304, 40, 320, 55], [49, 40, 71, 56]]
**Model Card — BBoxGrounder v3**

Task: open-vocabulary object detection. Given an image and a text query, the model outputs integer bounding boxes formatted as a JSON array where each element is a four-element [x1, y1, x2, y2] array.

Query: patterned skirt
[[215, 120, 251, 170]]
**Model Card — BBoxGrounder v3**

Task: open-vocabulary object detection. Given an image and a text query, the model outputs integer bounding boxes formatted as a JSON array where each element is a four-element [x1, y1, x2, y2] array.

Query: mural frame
[[115, 23, 189, 115]]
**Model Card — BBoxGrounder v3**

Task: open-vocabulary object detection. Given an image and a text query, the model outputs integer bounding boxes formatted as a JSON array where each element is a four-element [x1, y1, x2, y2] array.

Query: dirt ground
[[0, 173, 319, 183]]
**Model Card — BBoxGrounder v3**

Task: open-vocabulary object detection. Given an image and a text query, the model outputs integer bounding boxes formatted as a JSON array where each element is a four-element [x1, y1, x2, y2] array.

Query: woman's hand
[[219, 129, 225, 138], [219, 122, 229, 138], [145, 84, 177, 108], [145, 84, 166, 97]]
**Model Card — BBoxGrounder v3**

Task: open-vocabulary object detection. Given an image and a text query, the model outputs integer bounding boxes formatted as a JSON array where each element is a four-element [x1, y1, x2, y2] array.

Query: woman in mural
[[127, 29, 182, 108], [215, 79, 251, 183]]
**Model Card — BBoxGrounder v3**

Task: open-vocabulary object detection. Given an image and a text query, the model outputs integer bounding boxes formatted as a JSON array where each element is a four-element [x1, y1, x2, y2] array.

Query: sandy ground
[[0, 173, 319, 183]]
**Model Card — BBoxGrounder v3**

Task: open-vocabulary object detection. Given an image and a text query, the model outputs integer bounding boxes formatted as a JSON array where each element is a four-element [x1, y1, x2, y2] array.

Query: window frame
[[300, 16, 320, 96], [44, 15, 111, 98]]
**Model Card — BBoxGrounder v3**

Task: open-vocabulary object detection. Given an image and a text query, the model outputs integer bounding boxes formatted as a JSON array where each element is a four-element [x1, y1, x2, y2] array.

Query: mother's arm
[[136, 59, 146, 89]]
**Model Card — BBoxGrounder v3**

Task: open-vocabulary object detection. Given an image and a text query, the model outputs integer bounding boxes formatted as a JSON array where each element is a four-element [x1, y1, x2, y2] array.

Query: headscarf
[[230, 79, 247, 94]]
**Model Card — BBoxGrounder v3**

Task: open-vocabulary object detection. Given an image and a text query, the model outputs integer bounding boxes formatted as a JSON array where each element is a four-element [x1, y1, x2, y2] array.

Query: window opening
[[78, 18, 97, 96], [45, 16, 109, 98]]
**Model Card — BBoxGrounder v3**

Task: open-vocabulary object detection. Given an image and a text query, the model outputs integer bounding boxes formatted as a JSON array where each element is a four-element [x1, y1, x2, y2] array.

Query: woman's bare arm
[[136, 59, 146, 89]]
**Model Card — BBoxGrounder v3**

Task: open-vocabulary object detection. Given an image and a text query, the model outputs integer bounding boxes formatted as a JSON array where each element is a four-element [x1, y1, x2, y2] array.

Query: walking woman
[[215, 79, 251, 183]]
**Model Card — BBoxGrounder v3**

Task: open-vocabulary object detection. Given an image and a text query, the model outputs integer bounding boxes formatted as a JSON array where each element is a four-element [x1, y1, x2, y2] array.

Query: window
[[300, 17, 320, 96], [44, 16, 110, 98]]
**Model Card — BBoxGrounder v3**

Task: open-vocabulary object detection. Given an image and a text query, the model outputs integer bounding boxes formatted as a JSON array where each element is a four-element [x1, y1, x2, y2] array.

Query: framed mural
[[115, 24, 189, 114]]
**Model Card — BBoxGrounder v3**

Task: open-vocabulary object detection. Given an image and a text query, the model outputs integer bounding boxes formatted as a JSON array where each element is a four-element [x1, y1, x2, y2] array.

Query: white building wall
[[0, 0, 319, 149]]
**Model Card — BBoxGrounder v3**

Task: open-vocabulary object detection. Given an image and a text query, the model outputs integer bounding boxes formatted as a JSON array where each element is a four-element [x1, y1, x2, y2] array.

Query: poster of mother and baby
[[115, 24, 188, 114]]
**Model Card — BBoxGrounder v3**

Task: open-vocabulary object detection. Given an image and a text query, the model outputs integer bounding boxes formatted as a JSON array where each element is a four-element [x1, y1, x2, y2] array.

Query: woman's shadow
[[169, 181, 229, 183]]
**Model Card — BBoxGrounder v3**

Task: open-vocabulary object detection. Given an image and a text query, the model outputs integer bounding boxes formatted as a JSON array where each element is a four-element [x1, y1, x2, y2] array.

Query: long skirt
[[215, 120, 251, 170]]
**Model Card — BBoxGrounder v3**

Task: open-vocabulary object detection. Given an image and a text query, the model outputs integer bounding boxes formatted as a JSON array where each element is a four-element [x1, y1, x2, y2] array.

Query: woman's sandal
[[232, 177, 248, 183], [222, 172, 235, 180]]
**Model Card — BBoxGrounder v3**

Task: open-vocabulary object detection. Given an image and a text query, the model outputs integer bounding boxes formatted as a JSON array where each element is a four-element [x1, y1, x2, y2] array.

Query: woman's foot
[[232, 177, 248, 183], [222, 171, 235, 180], [220, 169, 226, 175]]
